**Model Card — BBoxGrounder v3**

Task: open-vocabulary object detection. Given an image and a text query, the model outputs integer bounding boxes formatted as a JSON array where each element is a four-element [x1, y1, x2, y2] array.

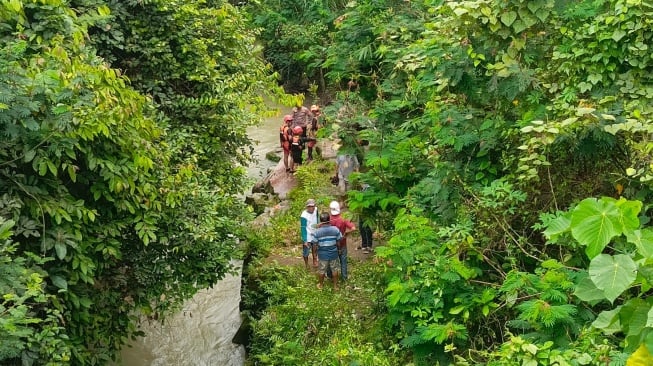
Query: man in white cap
[[329, 200, 355, 280], [300, 198, 319, 268]]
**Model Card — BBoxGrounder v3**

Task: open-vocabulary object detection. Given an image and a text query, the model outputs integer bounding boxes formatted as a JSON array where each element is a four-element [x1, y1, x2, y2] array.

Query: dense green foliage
[[248, 0, 653, 364], [242, 160, 408, 365], [0, 0, 279, 364], [246, 0, 350, 92]]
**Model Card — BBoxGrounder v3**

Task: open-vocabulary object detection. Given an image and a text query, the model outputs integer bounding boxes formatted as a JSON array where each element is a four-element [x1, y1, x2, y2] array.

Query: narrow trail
[[263, 139, 383, 269]]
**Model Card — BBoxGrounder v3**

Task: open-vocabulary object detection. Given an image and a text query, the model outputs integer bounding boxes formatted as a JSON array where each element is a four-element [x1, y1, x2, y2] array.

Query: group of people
[[279, 102, 321, 173], [300, 198, 371, 290], [283, 101, 375, 290]]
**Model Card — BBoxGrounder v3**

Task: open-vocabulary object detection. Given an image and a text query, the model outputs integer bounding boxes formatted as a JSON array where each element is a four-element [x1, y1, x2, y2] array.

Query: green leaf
[[620, 299, 651, 341], [526, 0, 543, 13], [54, 242, 67, 260], [588, 254, 636, 303], [0, 219, 15, 240], [24, 149, 36, 162], [612, 29, 626, 41], [626, 229, 653, 258], [574, 274, 605, 302], [543, 214, 571, 242], [534, 9, 550, 22], [512, 20, 527, 34], [592, 307, 621, 334], [571, 198, 622, 258], [51, 275, 68, 290], [449, 305, 465, 315], [500, 11, 517, 27], [453, 7, 468, 16], [615, 198, 642, 230]]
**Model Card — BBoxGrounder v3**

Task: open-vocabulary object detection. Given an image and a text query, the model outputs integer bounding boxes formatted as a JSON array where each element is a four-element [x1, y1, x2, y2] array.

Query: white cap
[[329, 201, 340, 215]]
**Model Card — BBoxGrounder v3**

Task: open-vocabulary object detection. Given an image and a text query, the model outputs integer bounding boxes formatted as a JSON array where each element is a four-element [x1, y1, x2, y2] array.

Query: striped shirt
[[312, 224, 342, 261]]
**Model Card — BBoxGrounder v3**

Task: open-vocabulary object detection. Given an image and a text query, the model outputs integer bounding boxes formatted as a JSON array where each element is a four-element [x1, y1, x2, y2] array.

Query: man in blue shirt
[[312, 212, 343, 290]]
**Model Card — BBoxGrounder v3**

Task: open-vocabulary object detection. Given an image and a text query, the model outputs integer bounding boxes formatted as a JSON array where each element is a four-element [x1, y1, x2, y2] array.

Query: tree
[[294, 0, 653, 363], [1, 0, 280, 364]]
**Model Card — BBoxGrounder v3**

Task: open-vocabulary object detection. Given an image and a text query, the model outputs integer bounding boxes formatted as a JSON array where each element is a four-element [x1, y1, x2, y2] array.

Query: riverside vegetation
[[244, 0, 653, 365], [242, 159, 405, 365], [4, 0, 653, 365]]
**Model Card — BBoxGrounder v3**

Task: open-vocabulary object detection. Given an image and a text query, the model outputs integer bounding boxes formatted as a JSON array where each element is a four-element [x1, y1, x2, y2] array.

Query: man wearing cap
[[291, 101, 313, 138], [329, 200, 356, 281], [300, 198, 319, 268], [312, 212, 343, 290]]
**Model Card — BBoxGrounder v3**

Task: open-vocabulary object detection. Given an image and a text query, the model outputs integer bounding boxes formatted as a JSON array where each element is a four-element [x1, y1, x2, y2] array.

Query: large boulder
[[245, 193, 278, 216]]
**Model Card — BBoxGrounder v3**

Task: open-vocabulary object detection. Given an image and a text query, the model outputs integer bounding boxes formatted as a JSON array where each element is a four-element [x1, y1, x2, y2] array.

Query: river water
[[117, 107, 287, 365]]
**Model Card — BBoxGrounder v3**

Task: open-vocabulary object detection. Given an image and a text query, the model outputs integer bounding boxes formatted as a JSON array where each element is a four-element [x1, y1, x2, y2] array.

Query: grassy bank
[[241, 160, 409, 365]]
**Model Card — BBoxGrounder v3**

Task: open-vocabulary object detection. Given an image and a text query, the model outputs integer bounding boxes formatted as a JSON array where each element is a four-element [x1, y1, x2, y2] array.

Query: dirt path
[[263, 138, 382, 269]]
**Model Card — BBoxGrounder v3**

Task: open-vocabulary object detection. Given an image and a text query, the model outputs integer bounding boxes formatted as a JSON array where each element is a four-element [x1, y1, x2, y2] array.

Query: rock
[[245, 193, 278, 216], [251, 179, 273, 194], [265, 151, 281, 162], [252, 200, 291, 228]]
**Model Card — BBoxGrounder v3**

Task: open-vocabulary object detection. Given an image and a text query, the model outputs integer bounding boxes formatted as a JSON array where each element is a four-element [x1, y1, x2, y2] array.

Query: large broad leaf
[[615, 198, 642, 230], [619, 299, 652, 351], [543, 213, 571, 242], [592, 306, 621, 334], [571, 198, 623, 258], [589, 254, 636, 303], [574, 273, 605, 302], [500, 11, 517, 27], [626, 229, 653, 259], [622, 299, 651, 338]]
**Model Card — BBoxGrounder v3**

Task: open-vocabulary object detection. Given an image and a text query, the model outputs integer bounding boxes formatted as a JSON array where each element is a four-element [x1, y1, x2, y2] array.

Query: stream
[[117, 105, 287, 365]]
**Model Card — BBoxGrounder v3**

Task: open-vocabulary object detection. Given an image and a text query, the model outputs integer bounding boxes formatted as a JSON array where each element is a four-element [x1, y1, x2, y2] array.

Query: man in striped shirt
[[312, 212, 343, 290]]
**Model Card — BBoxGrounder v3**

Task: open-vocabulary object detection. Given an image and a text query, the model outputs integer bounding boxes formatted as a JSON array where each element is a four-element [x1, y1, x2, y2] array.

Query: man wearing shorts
[[300, 198, 319, 269], [312, 212, 343, 290]]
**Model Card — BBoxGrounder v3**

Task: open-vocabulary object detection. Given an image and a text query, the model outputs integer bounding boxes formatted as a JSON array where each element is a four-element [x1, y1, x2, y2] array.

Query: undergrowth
[[242, 160, 410, 365]]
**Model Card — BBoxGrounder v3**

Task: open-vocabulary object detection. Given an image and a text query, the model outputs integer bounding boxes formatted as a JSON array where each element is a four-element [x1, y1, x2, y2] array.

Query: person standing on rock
[[291, 101, 312, 138], [300, 198, 319, 269], [329, 201, 356, 281], [279, 114, 293, 172], [289, 126, 305, 173], [306, 105, 321, 162], [312, 212, 342, 290]]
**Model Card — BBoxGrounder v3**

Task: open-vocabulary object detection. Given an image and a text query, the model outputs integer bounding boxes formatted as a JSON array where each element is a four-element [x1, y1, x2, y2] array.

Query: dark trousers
[[359, 218, 373, 248]]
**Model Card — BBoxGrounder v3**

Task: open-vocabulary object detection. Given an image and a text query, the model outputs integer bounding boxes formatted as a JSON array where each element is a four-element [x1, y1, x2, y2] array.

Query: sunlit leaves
[[571, 198, 626, 258], [543, 197, 643, 259], [588, 254, 637, 303]]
